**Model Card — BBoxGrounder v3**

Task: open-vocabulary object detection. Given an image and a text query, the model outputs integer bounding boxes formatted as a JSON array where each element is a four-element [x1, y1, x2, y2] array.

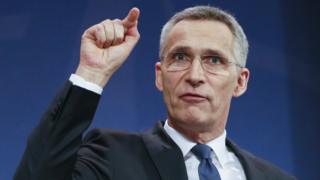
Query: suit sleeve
[[14, 81, 101, 180]]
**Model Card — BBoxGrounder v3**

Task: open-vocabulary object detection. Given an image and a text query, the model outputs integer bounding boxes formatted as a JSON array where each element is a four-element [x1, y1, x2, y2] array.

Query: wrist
[[75, 65, 111, 88]]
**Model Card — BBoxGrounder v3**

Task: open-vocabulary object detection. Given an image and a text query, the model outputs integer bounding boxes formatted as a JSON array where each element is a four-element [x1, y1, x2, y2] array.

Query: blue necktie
[[191, 144, 221, 180]]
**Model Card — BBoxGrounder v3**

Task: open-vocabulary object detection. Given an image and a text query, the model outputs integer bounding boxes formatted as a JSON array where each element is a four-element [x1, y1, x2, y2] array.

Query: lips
[[179, 93, 208, 103]]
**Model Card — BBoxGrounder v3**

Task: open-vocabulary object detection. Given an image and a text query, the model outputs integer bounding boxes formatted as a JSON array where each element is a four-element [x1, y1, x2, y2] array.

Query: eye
[[205, 55, 224, 65], [171, 53, 188, 61]]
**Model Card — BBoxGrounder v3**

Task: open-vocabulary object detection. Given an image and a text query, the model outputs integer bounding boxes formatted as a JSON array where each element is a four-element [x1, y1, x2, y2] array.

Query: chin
[[172, 110, 211, 128]]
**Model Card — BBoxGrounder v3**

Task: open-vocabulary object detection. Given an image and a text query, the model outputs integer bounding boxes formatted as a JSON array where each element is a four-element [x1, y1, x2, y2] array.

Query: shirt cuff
[[69, 74, 103, 95]]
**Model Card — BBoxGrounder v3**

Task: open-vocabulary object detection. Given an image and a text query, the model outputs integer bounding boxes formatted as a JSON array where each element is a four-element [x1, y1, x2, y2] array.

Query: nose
[[185, 58, 205, 88]]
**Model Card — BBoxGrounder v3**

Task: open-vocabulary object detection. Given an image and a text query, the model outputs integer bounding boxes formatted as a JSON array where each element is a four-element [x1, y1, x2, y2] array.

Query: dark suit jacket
[[14, 82, 296, 180]]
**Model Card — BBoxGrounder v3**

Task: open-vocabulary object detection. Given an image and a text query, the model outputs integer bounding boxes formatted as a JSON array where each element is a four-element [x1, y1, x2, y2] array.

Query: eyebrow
[[201, 49, 225, 57], [168, 46, 192, 53], [168, 46, 228, 58]]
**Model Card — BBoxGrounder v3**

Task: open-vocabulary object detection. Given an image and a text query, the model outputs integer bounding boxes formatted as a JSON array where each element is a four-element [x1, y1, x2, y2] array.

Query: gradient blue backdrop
[[1, 0, 319, 179]]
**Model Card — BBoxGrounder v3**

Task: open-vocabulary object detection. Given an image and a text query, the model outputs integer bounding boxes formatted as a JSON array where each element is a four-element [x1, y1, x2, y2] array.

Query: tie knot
[[191, 144, 212, 159]]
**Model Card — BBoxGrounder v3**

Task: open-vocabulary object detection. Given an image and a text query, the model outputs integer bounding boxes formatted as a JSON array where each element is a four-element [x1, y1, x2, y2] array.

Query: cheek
[[208, 77, 237, 103], [162, 74, 181, 104]]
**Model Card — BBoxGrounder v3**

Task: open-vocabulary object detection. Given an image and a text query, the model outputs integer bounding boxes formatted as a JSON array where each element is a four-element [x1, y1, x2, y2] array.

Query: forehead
[[163, 20, 234, 56]]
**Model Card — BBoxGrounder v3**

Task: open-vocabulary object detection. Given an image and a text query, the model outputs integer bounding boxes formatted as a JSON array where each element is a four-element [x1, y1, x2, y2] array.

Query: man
[[14, 6, 295, 180]]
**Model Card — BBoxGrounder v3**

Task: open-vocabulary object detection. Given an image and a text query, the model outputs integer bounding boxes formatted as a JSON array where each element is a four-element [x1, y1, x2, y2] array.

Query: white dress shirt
[[69, 74, 103, 94], [164, 121, 246, 180], [69, 74, 246, 180]]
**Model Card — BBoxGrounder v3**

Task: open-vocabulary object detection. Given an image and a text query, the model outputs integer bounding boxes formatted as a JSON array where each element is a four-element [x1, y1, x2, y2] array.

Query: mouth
[[179, 93, 208, 103]]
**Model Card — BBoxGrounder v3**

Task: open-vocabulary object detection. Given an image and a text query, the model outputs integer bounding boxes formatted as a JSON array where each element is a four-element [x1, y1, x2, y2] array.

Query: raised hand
[[76, 7, 140, 87]]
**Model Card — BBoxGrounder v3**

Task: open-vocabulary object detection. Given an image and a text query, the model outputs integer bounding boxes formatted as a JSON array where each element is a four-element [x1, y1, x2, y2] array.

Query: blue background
[[0, 0, 319, 179]]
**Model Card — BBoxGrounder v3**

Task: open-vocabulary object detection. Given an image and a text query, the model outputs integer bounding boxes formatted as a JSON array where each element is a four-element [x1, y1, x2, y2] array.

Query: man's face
[[156, 20, 249, 132]]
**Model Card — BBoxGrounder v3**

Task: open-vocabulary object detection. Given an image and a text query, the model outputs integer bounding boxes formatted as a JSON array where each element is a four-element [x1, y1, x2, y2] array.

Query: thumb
[[121, 7, 140, 50], [122, 7, 140, 28], [122, 23, 140, 51]]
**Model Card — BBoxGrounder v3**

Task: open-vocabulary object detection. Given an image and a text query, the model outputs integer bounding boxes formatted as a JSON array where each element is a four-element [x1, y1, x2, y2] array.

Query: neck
[[167, 118, 226, 144]]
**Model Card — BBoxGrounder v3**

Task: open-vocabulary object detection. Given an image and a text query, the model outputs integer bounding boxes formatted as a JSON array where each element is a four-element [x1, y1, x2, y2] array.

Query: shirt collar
[[164, 120, 196, 157], [163, 120, 229, 168]]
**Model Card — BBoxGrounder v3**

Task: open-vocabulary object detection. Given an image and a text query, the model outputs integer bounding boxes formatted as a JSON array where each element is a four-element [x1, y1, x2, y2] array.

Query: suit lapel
[[141, 122, 188, 180], [226, 139, 266, 180], [142, 124, 271, 180]]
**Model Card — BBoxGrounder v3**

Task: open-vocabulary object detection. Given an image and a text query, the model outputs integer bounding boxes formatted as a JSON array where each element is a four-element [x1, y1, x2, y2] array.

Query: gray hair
[[159, 6, 249, 67]]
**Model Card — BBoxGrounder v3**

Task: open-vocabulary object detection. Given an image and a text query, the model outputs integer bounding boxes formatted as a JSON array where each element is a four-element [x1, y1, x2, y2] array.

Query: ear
[[155, 62, 163, 91], [233, 68, 250, 97]]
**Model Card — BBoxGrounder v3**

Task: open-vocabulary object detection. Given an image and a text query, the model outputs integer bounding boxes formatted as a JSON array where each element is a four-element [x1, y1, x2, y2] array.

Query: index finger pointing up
[[122, 7, 140, 28]]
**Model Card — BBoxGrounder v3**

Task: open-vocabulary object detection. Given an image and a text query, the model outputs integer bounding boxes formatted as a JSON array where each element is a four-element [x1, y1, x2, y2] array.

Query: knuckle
[[113, 18, 121, 23], [95, 24, 103, 35], [101, 19, 111, 24], [81, 32, 87, 39]]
